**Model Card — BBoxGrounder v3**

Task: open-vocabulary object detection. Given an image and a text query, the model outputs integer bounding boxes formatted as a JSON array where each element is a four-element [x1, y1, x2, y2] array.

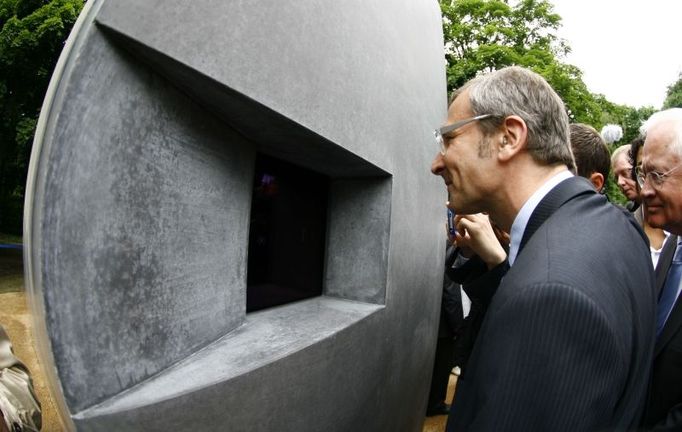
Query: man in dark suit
[[638, 108, 682, 430], [430, 66, 656, 431]]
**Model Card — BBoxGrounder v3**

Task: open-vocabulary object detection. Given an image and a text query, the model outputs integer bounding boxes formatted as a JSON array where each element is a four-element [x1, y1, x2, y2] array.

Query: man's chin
[[447, 192, 480, 214], [645, 213, 666, 230]]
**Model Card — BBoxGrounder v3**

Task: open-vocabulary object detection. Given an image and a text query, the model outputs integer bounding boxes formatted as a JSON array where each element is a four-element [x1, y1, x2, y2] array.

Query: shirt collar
[[508, 170, 574, 266]]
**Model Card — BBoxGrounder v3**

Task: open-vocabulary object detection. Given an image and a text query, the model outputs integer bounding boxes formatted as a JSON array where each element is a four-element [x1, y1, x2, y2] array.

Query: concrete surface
[[24, 0, 448, 430]]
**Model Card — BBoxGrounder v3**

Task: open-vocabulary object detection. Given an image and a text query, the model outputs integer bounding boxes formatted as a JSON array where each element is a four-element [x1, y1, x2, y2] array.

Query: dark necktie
[[656, 240, 682, 338]]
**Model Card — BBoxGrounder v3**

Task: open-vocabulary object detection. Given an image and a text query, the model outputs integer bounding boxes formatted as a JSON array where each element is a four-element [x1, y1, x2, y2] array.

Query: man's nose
[[431, 153, 444, 176], [641, 180, 655, 199]]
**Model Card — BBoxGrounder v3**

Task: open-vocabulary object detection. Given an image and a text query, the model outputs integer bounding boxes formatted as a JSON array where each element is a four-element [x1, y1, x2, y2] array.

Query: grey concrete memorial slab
[[24, 0, 448, 430]]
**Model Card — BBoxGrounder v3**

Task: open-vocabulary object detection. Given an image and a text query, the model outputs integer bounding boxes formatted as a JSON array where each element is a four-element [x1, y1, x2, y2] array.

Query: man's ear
[[497, 115, 527, 162], [589, 172, 605, 192]]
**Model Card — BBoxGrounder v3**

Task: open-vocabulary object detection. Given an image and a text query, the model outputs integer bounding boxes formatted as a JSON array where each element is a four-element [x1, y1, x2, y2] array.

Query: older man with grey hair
[[431, 66, 655, 431], [638, 107, 682, 431], [612, 143, 641, 209]]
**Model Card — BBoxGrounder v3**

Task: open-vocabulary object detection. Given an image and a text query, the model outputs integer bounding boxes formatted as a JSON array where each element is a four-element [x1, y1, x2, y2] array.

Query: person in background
[[612, 144, 641, 212], [0, 324, 41, 432], [444, 212, 507, 376], [637, 108, 682, 430], [431, 66, 655, 432], [569, 123, 610, 193], [629, 135, 670, 267], [424, 242, 465, 417]]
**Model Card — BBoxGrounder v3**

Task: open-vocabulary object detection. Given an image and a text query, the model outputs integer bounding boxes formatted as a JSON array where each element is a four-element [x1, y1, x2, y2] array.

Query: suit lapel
[[656, 291, 682, 356], [518, 176, 595, 256], [655, 235, 682, 356]]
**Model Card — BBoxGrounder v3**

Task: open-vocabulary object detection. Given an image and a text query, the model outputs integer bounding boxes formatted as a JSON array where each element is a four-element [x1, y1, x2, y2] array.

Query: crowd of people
[[428, 66, 682, 431]]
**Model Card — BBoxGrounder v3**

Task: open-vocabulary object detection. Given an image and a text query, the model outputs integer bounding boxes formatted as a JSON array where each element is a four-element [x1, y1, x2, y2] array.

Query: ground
[[422, 374, 457, 432]]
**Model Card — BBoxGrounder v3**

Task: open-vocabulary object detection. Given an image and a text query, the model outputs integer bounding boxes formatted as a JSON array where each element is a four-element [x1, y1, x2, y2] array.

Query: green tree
[[534, 60, 602, 125], [442, 0, 564, 88], [0, 0, 83, 234], [595, 96, 655, 145], [620, 105, 656, 144], [440, 0, 603, 127], [663, 72, 682, 109]]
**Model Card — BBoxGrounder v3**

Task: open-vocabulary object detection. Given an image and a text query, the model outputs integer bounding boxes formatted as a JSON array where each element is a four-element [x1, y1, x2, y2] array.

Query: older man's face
[[612, 152, 638, 201], [641, 122, 682, 235]]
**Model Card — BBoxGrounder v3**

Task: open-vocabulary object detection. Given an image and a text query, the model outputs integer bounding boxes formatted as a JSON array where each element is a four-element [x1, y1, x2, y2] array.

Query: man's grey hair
[[610, 144, 631, 167], [452, 66, 575, 171], [640, 108, 682, 157]]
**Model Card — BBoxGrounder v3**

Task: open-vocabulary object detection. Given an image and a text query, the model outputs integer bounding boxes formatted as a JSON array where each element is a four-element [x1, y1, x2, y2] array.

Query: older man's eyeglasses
[[635, 163, 682, 188], [434, 114, 492, 155]]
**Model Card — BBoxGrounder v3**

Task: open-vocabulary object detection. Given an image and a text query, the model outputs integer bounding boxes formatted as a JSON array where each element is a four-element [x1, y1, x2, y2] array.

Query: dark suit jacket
[[641, 234, 682, 431], [441, 246, 464, 338], [445, 245, 508, 372], [446, 176, 656, 432]]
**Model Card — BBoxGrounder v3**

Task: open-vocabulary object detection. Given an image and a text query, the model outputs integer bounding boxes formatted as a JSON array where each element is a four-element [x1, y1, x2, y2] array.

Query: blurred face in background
[[613, 152, 638, 201]]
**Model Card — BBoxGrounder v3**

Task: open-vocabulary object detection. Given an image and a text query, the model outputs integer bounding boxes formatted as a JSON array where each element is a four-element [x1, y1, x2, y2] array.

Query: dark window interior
[[246, 154, 328, 312]]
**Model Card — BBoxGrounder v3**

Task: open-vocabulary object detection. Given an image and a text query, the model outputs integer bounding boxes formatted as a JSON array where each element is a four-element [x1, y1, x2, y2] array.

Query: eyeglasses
[[434, 114, 493, 155], [635, 163, 682, 188]]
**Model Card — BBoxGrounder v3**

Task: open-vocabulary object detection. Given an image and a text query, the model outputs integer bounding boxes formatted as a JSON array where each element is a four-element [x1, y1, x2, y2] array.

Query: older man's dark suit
[[446, 176, 656, 432], [641, 234, 682, 430]]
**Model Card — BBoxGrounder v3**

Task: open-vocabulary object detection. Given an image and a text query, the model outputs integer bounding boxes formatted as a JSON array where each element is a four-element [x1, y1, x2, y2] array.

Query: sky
[[549, 0, 681, 109]]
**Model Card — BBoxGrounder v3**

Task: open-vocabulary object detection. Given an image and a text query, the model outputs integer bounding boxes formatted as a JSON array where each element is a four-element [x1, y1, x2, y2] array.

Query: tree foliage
[[440, 0, 603, 125], [663, 72, 682, 109], [441, 0, 566, 87], [594, 96, 655, 146], [0, 0, 83, 234]]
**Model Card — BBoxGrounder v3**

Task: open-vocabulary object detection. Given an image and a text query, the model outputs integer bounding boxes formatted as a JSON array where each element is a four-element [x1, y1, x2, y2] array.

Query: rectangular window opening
[[246, 153, 329, 312]]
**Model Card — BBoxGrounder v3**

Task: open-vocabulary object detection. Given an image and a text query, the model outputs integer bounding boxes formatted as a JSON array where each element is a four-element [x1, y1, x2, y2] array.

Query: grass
[[0, 232, 22, 244]]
